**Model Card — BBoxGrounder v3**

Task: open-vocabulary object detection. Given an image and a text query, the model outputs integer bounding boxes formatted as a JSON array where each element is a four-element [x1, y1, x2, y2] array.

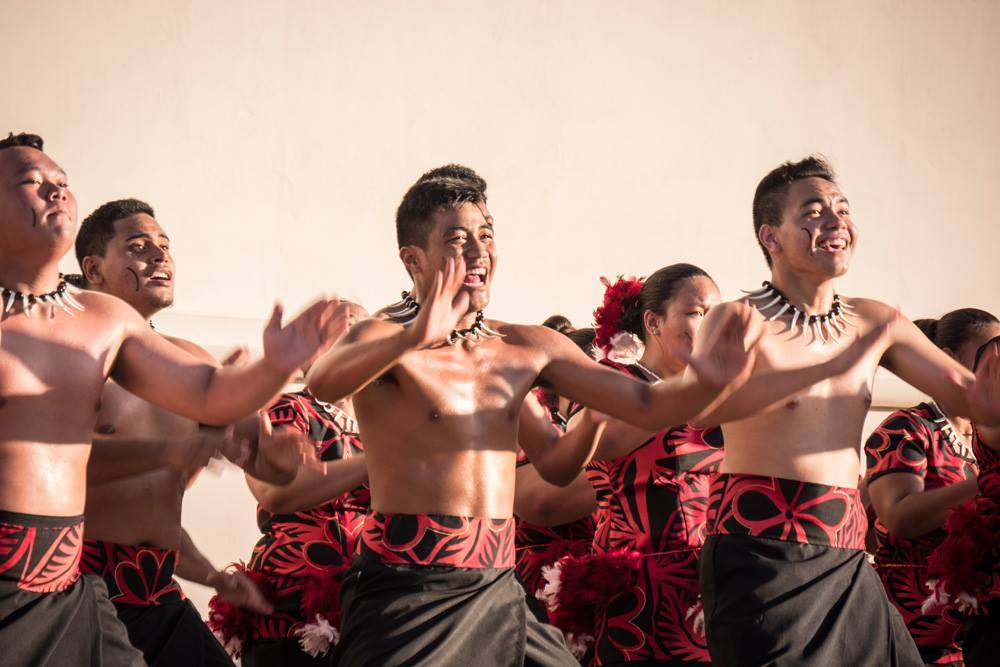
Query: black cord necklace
[[0, 273, 86, 319], [742, 281, 856, 344]]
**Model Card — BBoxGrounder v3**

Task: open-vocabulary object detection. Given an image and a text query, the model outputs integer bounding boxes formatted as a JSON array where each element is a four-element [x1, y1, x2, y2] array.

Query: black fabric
[[700, 534, 922, 667], [241, 638, 329, 667], [0, 573, 145, 666], [333, 557, 576, 667], [962, 600, 1000, 667], [116, 598, 232, 666]]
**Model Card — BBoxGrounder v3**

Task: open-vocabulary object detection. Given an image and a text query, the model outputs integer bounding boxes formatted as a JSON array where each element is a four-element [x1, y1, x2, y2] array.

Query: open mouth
[[816, 237, 849, 253], [146, 270, 173, 285], [463, 267, 487, 287]]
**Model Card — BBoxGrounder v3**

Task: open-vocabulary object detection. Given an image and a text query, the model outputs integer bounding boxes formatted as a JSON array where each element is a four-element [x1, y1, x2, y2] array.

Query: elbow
[[258, 492, 295, 515], [534, 461, 577, 488], [877, 512, 921, 540]]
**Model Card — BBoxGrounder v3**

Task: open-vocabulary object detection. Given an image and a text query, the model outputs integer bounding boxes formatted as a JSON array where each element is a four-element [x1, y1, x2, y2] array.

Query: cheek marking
[[800, 227, 817, 256], [125, 268, 142, 292], [30, 209, 37, 228]]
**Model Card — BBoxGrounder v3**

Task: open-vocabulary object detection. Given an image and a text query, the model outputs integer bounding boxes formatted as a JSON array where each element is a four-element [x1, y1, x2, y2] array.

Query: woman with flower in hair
[[542, 264, 723, 666], [864, 309, 999, 666]]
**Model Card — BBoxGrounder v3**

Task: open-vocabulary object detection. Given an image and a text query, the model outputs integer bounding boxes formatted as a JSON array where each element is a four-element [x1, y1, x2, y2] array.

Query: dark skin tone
[[308, 201, 766, 518], [0, 145, 345, 517]]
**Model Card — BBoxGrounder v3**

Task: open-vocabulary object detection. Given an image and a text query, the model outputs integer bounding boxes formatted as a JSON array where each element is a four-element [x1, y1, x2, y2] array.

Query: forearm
[[197, 360, 290, 425], [514, 469, 597, 526], [531, 415, 607, 486], [879, 478, 979, 538], [692, 361, 836, 428], [87, 437, 172, 484], [248, 456, 368, 514], [174, 528, 220, 587], [307, 330, 414, 402]]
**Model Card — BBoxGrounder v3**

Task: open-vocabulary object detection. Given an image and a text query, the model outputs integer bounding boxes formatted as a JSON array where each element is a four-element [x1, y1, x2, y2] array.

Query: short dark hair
[[0, 132, 44, 152], [752, 155, 837, 267], [915, 308, 999, 353], [395, 175, 486, 249], [567, 327, 598, 360], [542, 315, 574, 335], [76, 198, 155, 267], [416, 164, 487, 196]]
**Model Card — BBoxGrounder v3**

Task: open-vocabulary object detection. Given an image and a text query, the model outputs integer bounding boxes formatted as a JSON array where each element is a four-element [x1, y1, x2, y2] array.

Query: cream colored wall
[[5, 1, 999, 615]]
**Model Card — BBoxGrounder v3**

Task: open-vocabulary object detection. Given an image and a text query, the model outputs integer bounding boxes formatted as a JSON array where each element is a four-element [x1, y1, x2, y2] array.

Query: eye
[[128, 243, 146, 252]]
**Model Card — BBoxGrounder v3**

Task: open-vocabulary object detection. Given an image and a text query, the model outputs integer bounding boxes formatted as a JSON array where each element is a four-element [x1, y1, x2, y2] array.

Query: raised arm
[[538, 305, 761, 431], [691, 303, 894, 427], [111, 297, 346, 425], [307, 257, 469, 402]]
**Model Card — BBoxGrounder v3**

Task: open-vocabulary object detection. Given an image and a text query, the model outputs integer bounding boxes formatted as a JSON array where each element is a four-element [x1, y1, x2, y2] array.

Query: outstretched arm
[[514, 465, 597, 527], [111, 298, 347, 425], [307, 257, 469, 402], [691, 304, 894, 427], [86, 431, 233, 484], [538, 305, 762, 431]]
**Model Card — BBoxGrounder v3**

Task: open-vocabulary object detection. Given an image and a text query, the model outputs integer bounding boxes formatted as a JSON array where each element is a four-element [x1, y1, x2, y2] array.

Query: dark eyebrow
[[125, 233, 170, 242], [800, 196, 849, 209]]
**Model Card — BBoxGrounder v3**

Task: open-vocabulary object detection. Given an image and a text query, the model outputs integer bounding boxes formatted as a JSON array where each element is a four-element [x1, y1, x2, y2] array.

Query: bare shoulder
[[344, 316, 404, 343], [73, 290, 146, 337], [494, 321, 564, 348], [841, 296, 896, 321], [162, 335, 216, 365]]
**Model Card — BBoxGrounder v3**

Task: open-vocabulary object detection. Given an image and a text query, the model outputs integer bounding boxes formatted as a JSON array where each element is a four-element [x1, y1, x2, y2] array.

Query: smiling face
[[644, 275, 720, 372], [0, 146, 77, 258], [760, 177, 858, 279], [403, 201, 496, 314], [83, 213, 175, 317]]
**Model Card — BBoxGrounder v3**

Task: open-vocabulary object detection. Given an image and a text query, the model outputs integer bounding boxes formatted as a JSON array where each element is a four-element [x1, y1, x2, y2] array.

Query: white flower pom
[[565, 632, 594, 658], [607, 331, 644, 365], [294, 614, 340, 658], [686, 599, 706, 638], [921, 578, 951, 615], [536, 561, 564, 611]]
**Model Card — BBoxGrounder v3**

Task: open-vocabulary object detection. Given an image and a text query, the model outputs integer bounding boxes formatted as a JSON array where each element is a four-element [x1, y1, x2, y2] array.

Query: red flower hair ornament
[[594, 276, 645, 364]]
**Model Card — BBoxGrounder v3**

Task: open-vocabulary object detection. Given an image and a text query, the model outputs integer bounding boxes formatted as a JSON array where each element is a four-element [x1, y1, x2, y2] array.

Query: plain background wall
[[5, 0, 999, 615]]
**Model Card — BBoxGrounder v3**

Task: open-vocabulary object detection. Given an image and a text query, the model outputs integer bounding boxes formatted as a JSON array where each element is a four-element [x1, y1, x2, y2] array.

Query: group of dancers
[[0, 130, 998, 666]]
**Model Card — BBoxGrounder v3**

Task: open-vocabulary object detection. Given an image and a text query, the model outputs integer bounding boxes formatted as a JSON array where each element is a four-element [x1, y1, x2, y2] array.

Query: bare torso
[[0, 292, 127, 516], [83, 378, 196, 548], [721, 296, 885, 488], [354, 321, 545, 517]]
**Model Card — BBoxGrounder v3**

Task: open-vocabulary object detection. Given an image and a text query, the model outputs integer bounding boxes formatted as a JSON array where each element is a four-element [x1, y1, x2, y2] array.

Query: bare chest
[[96, 380, 198, 438]]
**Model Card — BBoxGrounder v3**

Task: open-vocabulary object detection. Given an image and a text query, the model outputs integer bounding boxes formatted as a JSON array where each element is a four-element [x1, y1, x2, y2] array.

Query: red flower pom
[[594, 276, 644, 354], [549, 549, 642, 637], [206, 562, 274, 657], [300, 571, 343, 629], [925, 499, 1000, 613]]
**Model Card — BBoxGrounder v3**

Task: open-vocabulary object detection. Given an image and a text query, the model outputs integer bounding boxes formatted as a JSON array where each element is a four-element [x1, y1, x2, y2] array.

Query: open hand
[[263, 298, 350, 376], [405, 256, 471, 348], [256, 411, 318, 482], [685, 304, 763, 392], [210, 570, 274, 615]]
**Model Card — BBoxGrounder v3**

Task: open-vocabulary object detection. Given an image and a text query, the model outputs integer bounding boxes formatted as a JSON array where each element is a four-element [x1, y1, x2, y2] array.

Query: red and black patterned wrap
[[359, 512, 515, 569], [580, 359, 723, 665], [865, 404, 977, 664], [0, 510, 83, 593], [80, 539, 184, 606], [706, 473, 867, 550], [214, 391, 369, 642]]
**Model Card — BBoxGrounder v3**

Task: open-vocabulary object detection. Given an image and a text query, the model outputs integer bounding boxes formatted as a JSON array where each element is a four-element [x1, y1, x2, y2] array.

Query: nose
[[45, 182, 66, 202]]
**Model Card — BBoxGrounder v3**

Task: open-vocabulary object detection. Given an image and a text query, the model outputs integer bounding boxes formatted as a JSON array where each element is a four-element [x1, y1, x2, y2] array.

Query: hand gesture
[[405, 256, 471, 348], [686, 304, 763, 392], [169, 427, 242, 471], [966, 340, 1000, 427], [263, 298, 350, 376], [827, 314, 896, 376], [210, 570, 274, 615], [256, 410, 318, 482], [221, 346, 251, 367]]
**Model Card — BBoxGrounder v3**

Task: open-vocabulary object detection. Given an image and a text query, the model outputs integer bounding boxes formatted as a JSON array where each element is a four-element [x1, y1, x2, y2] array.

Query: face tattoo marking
[[125, 267, 142, 292]]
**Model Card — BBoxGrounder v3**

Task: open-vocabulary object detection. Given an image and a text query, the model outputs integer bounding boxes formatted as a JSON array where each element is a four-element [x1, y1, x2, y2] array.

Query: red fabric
[[80, 539, 184, 606], [549, 550, 643, 638], [359, 512, 515, 569], [865, 404, 976, 659], [581, 359, 722, 664], [0, 514, 82, 593]]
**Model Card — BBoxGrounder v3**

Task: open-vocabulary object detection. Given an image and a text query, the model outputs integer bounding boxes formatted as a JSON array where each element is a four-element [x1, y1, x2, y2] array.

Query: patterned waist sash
[[0, 509, 83, 593], [707, 473, 866, 550], [81, 539, 184, 605], [359, 512, 515, 569]]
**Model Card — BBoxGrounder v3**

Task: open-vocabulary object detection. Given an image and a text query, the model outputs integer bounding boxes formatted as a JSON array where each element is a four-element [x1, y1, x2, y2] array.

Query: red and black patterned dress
[[515, 387, 596, 621], [584, 360, 723, 665], [865, 402, 977, 666], [210, 391, 368, 663]]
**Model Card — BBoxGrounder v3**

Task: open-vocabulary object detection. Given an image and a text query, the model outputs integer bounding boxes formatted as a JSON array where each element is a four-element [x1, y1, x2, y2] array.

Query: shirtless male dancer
[[692, 155, 1000, 666], [0, 132, 344, 666], [306, 168, 874, 666], [76, 197, 309, 665]]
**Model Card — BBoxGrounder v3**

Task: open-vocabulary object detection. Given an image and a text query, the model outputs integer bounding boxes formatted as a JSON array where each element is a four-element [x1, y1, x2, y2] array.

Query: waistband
[[706, 473, 866, 550], [0, 509, 84, 593], [81, 539, 184, 605], [359, 512, 515, 568]]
